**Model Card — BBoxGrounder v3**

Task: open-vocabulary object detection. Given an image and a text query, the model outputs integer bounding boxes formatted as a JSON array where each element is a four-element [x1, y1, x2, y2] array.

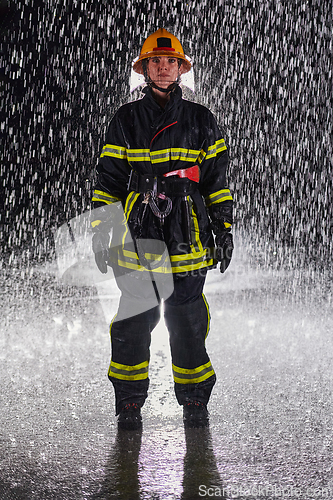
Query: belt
[[127, 167, 199, 197]]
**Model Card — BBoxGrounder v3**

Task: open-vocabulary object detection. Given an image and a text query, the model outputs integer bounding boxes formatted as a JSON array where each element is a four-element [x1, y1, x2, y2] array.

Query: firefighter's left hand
[[92, 232, 110, 274], [215, 232, 234, 273]]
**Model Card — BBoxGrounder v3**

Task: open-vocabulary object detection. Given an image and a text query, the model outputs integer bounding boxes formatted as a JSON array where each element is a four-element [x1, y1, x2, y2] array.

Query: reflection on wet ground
[[181, 427, 225, 500], [91, 424, 225, 500], [93, 428, 143, 500]]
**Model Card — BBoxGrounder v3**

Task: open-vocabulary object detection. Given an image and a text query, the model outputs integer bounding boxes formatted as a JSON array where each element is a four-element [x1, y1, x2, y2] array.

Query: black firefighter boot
[[183, 400, 209, 428], [164, 295, 216, 428], [118, 402, 142, 430]]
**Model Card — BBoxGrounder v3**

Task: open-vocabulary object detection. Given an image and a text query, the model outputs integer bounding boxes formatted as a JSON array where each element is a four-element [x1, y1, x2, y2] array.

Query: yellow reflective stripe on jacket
[[120, 247, 172, 274], [108, 360, 149, 381], [100, 144, 207, 165], [119, 246, 170, 272], [117, 245, 215, 274], [205, 188, 233, 207], [91, 219, 102, 228], [172, 361, 215, 384], [206, 138, 227, 159], [100, 144, 127, 159], [124, 191, 139, 219], [116, 256, 172, 274], [121, 191, 140, 247], [150, 148, 201, 164], [197, 149, 206, 164], [170, 258, 215, 274], [117, 253, 215, 274], [92, 189, 122, 204], [126, 149, 151, 162], [188, 196, 203, 253]]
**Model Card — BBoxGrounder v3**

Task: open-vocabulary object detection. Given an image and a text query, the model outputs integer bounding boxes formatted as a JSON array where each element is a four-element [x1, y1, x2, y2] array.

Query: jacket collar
[[142, 84, 182, 112]]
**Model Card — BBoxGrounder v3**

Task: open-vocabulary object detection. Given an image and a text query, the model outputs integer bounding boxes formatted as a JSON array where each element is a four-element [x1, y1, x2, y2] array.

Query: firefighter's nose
[[158, 60, 168, 71]]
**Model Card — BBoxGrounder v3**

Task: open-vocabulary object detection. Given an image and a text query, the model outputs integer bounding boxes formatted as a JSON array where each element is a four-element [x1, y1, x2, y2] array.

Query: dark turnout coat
[[92, 85, 233, 275]]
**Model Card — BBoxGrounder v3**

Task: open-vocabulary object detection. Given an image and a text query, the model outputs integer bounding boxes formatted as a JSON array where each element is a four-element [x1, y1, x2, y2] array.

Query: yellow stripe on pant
[[108, 360, 149, 381], [202, 293, 211, 339], [172, 361, 215, 384]]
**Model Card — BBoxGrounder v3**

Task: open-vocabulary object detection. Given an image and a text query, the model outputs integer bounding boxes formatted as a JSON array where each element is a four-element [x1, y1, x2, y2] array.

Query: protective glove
[[92, 232, 110, 274], [215, 232, 234, 273]]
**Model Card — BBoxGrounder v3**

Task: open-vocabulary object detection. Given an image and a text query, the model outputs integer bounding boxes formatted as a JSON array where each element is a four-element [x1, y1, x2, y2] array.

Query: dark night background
[[1, 0, 332, 269]]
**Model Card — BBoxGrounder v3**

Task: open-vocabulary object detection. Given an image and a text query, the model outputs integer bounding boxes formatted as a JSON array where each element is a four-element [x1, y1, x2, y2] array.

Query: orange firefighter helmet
[[133, 28, 191, 75]]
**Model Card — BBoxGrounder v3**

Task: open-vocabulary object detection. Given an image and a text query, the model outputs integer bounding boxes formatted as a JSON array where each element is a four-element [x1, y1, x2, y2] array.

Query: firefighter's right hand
[[92, 232, 110, 274]]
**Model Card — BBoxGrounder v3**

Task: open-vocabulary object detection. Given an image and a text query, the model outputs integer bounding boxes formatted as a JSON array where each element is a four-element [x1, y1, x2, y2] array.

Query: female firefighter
[[91, 28, 234, 429]]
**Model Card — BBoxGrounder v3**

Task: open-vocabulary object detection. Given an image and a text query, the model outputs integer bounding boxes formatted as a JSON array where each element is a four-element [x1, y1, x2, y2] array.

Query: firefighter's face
[[147, 56, 180, 88]]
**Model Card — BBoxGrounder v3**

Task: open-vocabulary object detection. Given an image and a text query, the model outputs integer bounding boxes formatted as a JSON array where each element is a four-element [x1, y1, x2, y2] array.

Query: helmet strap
[[151, 82, 177, 93], [142, 58, 182, 93]]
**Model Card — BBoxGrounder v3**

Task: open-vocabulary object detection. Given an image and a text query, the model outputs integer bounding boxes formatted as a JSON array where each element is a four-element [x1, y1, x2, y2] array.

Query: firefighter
[[91, 28, 233, 429]]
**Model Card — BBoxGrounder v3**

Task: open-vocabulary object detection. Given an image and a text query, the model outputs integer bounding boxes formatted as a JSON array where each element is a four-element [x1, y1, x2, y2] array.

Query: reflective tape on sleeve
[[205, 189, 233, 207], [91, 189, 121, 205], [100, 144, 127, 159], [92, 190, 122, 204], [206, 138, 227, 159]]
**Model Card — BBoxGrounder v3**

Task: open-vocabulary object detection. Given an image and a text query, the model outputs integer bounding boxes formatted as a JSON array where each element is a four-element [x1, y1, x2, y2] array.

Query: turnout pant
[[108, 273, 216, 414]]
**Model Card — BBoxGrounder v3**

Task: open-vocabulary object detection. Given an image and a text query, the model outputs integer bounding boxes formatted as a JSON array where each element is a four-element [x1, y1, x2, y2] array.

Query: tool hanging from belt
[[141, 177, 172, 224], [127, 165, 200, 243]]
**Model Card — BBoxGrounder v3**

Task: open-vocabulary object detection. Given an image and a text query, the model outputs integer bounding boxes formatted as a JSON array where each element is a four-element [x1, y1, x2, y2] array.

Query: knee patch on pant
[[109, 306, 160, 380], [164, 294, 210, 340]]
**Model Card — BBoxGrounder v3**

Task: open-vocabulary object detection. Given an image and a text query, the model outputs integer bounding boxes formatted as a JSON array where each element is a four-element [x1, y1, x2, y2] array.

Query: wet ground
[[1, 242, 333, 499]]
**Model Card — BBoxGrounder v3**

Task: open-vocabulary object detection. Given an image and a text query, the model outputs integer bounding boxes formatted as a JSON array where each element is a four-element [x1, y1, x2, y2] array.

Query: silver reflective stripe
[[205, 189, 233, 206], [92, 194, 116, 203], [172, 364, 213, 380], [206, 139, 227, 159], [100, 145, 127, 158], [127, 150, 150, 160], [110, 365, 148, 377]]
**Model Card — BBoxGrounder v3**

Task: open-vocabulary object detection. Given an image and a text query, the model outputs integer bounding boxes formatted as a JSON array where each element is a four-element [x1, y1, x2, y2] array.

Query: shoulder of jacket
[[115, 98, 144, 117], [181, 99, 215, 117]]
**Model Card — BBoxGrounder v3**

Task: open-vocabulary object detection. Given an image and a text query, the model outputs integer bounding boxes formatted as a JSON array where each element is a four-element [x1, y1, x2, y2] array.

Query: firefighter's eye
[[151, 58, 160, 63], [168, 58, 176, 64]]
